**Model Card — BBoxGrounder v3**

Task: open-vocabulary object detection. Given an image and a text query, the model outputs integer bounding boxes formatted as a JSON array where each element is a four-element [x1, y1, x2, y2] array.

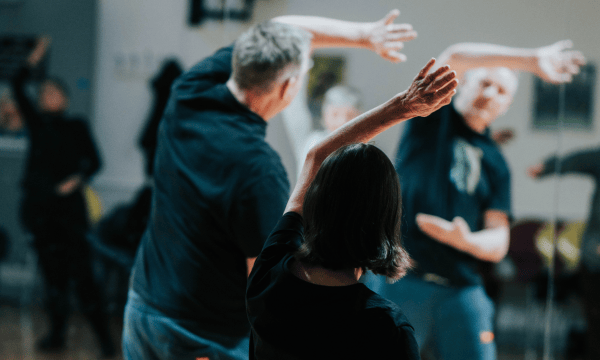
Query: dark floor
[[0, 268, 585, 360], [0, 304, 123, 360]]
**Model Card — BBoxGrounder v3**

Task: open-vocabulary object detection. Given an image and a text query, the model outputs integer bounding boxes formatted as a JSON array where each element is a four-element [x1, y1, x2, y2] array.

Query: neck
[[292, 260, 362, 286], [226, 79, 280, 121], [454, 105, 487, 134]]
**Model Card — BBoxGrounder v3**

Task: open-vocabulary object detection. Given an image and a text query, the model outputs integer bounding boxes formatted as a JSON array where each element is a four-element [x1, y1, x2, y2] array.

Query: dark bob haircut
[[295, 143, 412, 282]]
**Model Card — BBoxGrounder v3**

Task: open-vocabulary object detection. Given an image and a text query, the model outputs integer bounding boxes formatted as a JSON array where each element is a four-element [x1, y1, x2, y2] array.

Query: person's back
[[130, 45, 290, 336], [247, 213, 417, 360]]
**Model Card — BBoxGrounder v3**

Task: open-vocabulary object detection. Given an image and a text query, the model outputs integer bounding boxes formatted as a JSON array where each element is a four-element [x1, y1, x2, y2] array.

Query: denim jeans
[[122, 290, 250, 360], [365, 273, 496, 360]]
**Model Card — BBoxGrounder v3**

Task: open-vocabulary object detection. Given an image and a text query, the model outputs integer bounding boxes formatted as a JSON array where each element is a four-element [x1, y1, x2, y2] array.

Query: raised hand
[[416, 213, 472, 252], [527, 163, 545, 179], [56, 174, 82, 196], [26, 36, 51, 68], [395, 58, 458, 119], [536, 40, 586, 84], [366, 9, 417, 63]]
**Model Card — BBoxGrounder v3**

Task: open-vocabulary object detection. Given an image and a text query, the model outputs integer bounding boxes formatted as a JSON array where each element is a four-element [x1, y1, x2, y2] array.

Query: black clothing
[[539, 147, 600, 271], [246, 212, 420, 360], [11, 66, 111, 356], [139, 59, 183, 176], [131, 45, 290, 337], [538, 148, 600, 360], [395, 104, 511, 287], [12, 66, 101, 198]]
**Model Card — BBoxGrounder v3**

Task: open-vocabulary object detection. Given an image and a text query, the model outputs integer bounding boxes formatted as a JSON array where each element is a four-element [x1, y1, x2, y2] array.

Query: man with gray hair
[[373, 40, 585, 360], [123, 10, 416, 360]]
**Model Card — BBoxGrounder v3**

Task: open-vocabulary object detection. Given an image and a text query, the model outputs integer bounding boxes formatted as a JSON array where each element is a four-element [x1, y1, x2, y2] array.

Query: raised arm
[[10, 37, 51, 126], [285, 59, 458, 214], [528, 148, 600, 179], [273, 9, 417, 63], [435, 40, 585, 83]]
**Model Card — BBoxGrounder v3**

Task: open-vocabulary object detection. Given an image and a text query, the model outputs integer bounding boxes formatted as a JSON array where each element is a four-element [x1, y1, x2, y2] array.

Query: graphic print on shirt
[[449, 138, 483, 195]]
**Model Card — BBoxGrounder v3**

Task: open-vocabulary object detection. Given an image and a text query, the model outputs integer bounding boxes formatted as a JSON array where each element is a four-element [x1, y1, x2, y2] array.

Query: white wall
[[92, 0, 600, 220]]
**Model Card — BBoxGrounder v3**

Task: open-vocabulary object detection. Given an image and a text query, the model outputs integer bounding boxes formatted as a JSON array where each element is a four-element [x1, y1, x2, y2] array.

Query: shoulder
[[363, 291, 413, 329], [173, 45, 234, 94], [358, 291, 419, 357]]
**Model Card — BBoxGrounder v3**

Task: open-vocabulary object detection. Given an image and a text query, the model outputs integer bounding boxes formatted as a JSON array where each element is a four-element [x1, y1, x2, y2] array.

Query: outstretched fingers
[[385, 51, 408, 63], [435, 79, 458, 99], [567, 50, 586, 66], [416, 58, 436, 80], [424, 64, 451, 85], [430, 69, 456, 89], [554, 39, 573, 51], [382, 9, 401, 25]]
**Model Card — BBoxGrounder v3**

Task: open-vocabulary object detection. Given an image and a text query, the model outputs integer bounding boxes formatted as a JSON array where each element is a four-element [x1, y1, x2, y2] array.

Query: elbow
[[489, 236, 510, 263], [489, 249, 508, 264]]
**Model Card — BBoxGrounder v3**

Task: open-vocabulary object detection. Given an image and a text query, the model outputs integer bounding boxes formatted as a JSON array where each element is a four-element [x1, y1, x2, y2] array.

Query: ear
[[279, 75, 298, 101]]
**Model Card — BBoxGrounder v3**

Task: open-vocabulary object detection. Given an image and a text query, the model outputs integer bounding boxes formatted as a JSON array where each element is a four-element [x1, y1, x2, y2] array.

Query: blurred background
[[0, 0, 597, 359]]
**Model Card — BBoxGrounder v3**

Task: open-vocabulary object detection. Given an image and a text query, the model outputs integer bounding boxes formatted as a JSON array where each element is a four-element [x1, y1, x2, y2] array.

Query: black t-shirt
[[395, 104, 511, 287], [131, 45, 290, 337], [246, 212, 420, 360]]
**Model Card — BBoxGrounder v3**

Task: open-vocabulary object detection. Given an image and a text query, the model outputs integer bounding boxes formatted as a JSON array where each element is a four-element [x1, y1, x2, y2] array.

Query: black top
[[131, 45, 290, 337], [246, 212, 420, 360], [539, 147, 600, 271], [395, 104, 511, 287], [11, 66, 101, 200]]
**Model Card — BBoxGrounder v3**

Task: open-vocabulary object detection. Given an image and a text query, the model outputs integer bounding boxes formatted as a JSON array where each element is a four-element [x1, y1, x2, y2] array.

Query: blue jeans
[[366, 273, 496, 360], [122, 290, 250, 360]]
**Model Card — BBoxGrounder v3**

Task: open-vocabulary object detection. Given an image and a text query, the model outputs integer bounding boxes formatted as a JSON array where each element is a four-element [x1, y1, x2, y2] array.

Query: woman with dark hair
[[246, 58, 458, 359]]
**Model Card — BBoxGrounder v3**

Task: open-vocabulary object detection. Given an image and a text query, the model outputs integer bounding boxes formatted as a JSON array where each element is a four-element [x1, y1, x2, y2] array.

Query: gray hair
[[232, 21, 312, 93], [322, 85, 362, 111]]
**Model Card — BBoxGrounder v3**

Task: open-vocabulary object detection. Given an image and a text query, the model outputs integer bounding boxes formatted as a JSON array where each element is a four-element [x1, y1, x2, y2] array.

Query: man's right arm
[[273, 10, 417, 63], [434, 40, 585, 83]]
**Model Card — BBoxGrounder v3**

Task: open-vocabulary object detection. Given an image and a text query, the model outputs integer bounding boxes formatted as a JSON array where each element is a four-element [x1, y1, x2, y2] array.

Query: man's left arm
[[273, 9, 417, 63], [434, 41, 585, 84], [416, 210, 510, 263]]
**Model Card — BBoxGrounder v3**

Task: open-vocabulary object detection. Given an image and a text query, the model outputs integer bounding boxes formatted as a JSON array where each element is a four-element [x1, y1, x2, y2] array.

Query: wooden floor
[[0, 304, 123, 360]]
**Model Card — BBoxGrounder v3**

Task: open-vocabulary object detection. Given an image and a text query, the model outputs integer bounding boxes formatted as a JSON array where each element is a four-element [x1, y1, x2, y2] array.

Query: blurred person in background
[[123, 9, 417, 360], [373, 40, 585, 360], [285, 84, 362, 177], [529, 147, 600, 360], [11, 37, 114, 358]]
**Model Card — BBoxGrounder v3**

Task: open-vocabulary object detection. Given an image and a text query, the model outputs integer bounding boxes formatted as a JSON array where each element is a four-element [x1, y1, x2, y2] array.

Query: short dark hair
[[296, 143, 412, 282], [232, 20, 312, 93]]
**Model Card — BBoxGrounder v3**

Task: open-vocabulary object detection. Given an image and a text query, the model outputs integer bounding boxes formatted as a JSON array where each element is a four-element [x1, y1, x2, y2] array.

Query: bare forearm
[[285, 99, 408, 214], [285, 60, 457, 214], [438, 43, 538, 80], [462, 226, 510, 263], [272, 16, 371, 50]]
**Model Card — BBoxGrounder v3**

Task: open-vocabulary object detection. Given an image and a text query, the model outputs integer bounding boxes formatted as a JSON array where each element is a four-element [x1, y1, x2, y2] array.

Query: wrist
[[357, 22, 376, 51], [522, 47, 543, 76]]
